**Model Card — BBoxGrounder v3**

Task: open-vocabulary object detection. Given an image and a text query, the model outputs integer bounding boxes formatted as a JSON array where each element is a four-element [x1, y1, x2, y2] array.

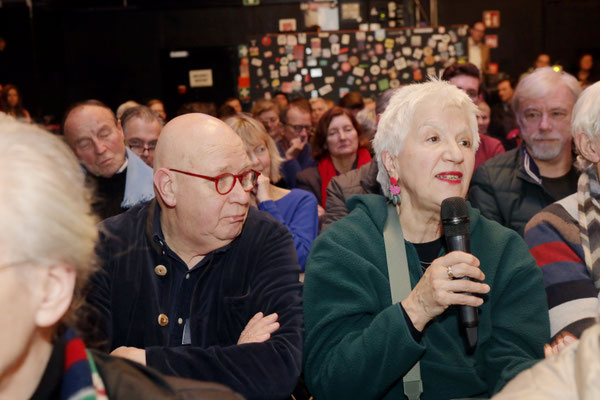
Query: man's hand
[[111, 346, 147, 365], [238, 312, 280, 344], [285, 138, 305, 160]]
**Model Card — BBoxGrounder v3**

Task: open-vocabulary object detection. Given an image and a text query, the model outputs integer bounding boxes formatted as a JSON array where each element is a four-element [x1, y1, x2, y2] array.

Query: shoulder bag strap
[[383, 203, 423, 400]]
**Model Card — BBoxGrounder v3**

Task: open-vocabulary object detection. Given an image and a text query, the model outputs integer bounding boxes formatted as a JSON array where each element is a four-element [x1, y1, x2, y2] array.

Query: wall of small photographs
[[238, 25, 469, 102]]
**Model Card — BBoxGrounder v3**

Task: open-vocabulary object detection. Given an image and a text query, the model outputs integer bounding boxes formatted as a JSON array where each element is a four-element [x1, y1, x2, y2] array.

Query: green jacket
[[303, 194, 549, 400]]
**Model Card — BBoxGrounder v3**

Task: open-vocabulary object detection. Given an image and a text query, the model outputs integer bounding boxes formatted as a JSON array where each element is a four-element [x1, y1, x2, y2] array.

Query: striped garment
[[524, 193, 599, 340], [61, 329, 108, 400]]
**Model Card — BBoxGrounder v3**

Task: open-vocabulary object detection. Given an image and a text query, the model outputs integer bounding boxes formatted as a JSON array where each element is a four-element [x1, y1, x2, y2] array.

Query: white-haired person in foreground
[[0, 119, 241, 399], [303, 80, 549, 399], [495, 81, 600, 399]]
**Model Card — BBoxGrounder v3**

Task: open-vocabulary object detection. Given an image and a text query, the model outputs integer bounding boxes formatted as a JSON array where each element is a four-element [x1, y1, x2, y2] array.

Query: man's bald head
[[153, 113, 253, 258], [154, 113, 246, 172]]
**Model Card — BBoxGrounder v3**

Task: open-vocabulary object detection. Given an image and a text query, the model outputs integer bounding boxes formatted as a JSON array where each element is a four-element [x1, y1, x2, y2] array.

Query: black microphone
[[441, 197, 478, 353]]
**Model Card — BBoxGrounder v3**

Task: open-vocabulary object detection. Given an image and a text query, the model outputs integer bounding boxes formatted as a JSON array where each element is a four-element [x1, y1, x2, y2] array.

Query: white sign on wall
[[189, 69, 213, 88]]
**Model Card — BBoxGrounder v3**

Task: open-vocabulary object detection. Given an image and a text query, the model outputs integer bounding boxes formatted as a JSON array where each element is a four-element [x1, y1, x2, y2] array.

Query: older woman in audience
[[525, 81, 600, 346], [0, 119, 240, 399], [252, 98, 284, 141], [303, 80, 549, 399], [296, 106, 371, 210], [226, 114, 318, 270]]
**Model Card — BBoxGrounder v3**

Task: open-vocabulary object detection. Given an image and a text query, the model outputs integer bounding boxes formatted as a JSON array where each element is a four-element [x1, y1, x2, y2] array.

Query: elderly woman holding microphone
[[303, 80, 550, 400]]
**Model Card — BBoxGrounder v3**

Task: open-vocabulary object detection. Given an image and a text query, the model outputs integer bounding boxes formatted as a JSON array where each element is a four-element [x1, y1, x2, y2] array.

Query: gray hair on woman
[[373, 79, 479, 198], [513, 67, 581, 118], [0, 119, 98, 325], [572, 80, 600, 140]]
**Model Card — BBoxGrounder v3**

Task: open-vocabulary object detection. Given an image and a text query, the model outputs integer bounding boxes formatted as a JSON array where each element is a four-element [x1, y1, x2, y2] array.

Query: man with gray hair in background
[[63, 100, 154, 220], [469, 67, 582, 235]]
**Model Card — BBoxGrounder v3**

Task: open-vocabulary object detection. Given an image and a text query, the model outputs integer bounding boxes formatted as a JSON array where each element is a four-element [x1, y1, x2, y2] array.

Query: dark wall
[[438, 0, 600, 81], [1, 0, 599, 123]]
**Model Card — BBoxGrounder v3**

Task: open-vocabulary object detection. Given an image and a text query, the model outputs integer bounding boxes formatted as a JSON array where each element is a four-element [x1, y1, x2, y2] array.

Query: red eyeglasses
[[169, 168, 260, 195]]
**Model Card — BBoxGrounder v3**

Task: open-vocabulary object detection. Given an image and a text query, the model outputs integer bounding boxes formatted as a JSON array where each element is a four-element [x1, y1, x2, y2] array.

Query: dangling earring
[[389, 177, 401, 205]]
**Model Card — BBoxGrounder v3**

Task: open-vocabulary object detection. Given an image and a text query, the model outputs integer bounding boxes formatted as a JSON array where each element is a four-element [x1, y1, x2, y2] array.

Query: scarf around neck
[[61, 329, 108, 400], [317, 147, 371, 206], [576, 156, 600, 288]]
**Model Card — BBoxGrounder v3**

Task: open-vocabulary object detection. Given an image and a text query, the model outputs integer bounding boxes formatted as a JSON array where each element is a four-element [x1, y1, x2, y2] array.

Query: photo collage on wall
[[238, 25, 469, 103]]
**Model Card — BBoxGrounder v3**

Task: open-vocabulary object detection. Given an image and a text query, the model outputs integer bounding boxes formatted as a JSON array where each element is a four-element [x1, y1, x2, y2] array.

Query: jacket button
[[158, 313, 169, 326], [154, 264, 167, 276]]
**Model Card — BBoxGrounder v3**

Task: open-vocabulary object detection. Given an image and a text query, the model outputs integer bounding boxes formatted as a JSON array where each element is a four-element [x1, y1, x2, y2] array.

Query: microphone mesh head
[[441, 197, 469, 236]]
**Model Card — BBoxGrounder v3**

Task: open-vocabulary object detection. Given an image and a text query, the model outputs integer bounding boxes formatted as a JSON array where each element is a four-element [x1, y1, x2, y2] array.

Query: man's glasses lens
[[129, 142, 157, 151], [216, 170, 259, 194], [241, 170, 259, 190], [289, 124, 313, 134]]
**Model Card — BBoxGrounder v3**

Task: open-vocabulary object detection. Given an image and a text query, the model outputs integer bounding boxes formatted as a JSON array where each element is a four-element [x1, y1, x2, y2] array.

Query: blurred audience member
[[177, 101, 217, 117], [252, 98, 283, 140], [468, 22, 489, 75], [87, 113, 303, 400], [339, 91, 365, 116], [470, 67, 581, 235], [442, 62, 481, 104], [375, 88, 401, 122], [525, 81, 600, 342], [226, 114, 318, 270], [224, 97, 243, 113], [279, 101, 317, 187], [146, 98, 167, 122], [116, 100, 140, 120], [273, 92, 289, 110], [363, 97, 376, 112], [574, 52, 598, 89], [218, 103, 238, 120], [536, 54, 552, 69], [0, 84, 31, 123], [323, 97, 335, 110], [63, 100, 154, 220], [520, 53, 552, 82], [489, 76, 519, 150], [356, 106, 377, 142], [475, 101, 505, 170], [296, 106, 371, 216], [0, 118, 242, 400], [309, 97, 327, 127], [121, 105, 163, 168], [442, 63, 504, 170]]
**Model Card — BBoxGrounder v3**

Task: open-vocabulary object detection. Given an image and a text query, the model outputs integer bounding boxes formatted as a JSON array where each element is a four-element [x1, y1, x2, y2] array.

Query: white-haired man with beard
[[469, 67, 581, 235]]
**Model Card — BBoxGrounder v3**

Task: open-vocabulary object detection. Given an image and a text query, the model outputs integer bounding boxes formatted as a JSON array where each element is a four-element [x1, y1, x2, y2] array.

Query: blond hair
[[225, 114, 284, 183]]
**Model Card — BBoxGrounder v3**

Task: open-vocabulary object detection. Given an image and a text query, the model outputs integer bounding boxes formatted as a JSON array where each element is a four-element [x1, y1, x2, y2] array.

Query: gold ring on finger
[[447, 265, 455, 279]]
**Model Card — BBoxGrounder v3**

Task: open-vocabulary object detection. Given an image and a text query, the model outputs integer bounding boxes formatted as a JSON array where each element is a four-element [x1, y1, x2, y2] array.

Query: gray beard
[[526, 142, 564, 161]]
